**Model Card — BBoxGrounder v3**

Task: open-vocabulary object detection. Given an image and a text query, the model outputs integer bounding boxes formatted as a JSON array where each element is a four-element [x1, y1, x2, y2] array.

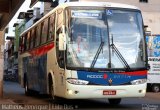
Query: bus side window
[[48, 13, 55, 41], [33, 27, 37, 47], [26, 31, 31, 50], [35, 25, 41, 47], [41, 18, 48, 44], [56, 28, 65, 68], [19, 36, 23, 53], [30, 28, 35, 49], [22, 36, 25, 52], [24, 33, 27, 51]]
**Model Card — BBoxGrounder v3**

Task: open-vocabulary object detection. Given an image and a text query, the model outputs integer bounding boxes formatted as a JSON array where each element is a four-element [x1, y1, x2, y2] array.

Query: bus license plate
[[103, 90, 116, 95]]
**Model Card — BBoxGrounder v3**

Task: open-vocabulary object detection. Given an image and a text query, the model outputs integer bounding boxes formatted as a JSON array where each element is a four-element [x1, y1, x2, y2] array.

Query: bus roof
[[59, 1, 139, 10], [20, 1, 140, 36]]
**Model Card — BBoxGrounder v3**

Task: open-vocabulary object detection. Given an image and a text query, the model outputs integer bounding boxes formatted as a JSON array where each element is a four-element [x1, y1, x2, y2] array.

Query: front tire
[[49, 76, 56, 100], [49, 76, 63, 102], [108, 98, 121, 105], [152, 84, 160, 92]]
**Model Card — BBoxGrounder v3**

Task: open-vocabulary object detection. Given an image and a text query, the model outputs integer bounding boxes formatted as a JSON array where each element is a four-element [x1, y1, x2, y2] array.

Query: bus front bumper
[[64, 83, 147, 99]]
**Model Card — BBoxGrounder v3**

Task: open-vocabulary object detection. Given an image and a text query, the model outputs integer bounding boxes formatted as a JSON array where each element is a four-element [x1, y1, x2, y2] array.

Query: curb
[[0, 99, 15, 104]]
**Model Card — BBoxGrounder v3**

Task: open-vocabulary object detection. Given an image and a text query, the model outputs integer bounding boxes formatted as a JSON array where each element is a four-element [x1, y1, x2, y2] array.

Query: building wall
[[83, 0, 160, 12], [142, 12, 160, 35], [82, 0, 160, 35]]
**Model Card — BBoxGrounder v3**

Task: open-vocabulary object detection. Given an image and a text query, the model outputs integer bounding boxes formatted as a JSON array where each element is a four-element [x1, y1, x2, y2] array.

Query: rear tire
[[24, 77, 32, 96], [152, 84, 160, 92], [49, 76, 56, 100], [108, 98, 121, 105]]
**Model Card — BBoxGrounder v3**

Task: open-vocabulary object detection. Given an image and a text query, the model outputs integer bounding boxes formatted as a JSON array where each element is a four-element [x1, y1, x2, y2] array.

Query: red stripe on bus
[[29, 43, 54, 56], [119, 70, 147, 76]]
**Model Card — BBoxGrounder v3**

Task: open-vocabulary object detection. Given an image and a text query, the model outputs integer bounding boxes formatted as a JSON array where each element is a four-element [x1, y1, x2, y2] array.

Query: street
[[2, 81, 160, 110]]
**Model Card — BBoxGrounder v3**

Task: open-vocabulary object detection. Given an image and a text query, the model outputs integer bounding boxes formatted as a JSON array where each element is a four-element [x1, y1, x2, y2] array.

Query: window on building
[[139, 0, 148, 3]]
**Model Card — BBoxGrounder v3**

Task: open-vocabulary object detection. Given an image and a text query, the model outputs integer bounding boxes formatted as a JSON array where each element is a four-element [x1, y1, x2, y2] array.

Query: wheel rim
[[25, 82, 28, 92], [154, 86, 159, 92]]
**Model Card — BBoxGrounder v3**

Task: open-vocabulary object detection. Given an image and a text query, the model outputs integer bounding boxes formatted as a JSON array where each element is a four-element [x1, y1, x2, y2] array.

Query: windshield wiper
[[90, 41, 104, 69], [110, 35, 131, 71]]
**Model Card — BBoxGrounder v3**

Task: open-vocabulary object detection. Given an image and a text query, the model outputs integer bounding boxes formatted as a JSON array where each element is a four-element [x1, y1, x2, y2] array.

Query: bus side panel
[[24, 54, 48, 94], [18, 55, 24, 87], [37, 54, 48, 94], [23, 56, 38, 91]]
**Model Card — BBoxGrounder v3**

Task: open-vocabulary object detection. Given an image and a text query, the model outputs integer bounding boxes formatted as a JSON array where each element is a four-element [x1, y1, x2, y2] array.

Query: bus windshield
[[66, 8, 146, 70]]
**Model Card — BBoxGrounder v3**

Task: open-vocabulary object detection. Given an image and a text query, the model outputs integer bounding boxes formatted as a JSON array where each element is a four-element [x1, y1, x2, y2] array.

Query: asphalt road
[[2, 81, 160, 110]]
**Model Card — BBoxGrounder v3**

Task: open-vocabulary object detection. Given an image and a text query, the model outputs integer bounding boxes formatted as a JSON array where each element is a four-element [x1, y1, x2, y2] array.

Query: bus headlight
[[131, 79, 147, 85], [67, 78, 89, 85]]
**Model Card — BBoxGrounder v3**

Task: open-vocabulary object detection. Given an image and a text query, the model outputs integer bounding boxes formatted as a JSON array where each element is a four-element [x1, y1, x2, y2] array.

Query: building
[[4, 36, 17, 81]]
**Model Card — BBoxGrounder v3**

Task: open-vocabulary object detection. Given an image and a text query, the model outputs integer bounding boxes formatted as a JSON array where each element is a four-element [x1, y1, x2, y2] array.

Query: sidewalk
[[0, 98, 15, 104], [0, 81, 24, 104]]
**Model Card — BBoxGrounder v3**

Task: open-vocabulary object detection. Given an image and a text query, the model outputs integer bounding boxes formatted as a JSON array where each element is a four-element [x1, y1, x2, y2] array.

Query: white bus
[[18, 2, 148, 105]]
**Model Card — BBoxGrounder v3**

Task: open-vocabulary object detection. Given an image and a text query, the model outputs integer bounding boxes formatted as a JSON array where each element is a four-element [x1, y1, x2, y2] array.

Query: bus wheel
[[108, 98, 121, 105], [49, 77, 55, 100], [152, 84, 160, 92], [24, 79, 32, 96]]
